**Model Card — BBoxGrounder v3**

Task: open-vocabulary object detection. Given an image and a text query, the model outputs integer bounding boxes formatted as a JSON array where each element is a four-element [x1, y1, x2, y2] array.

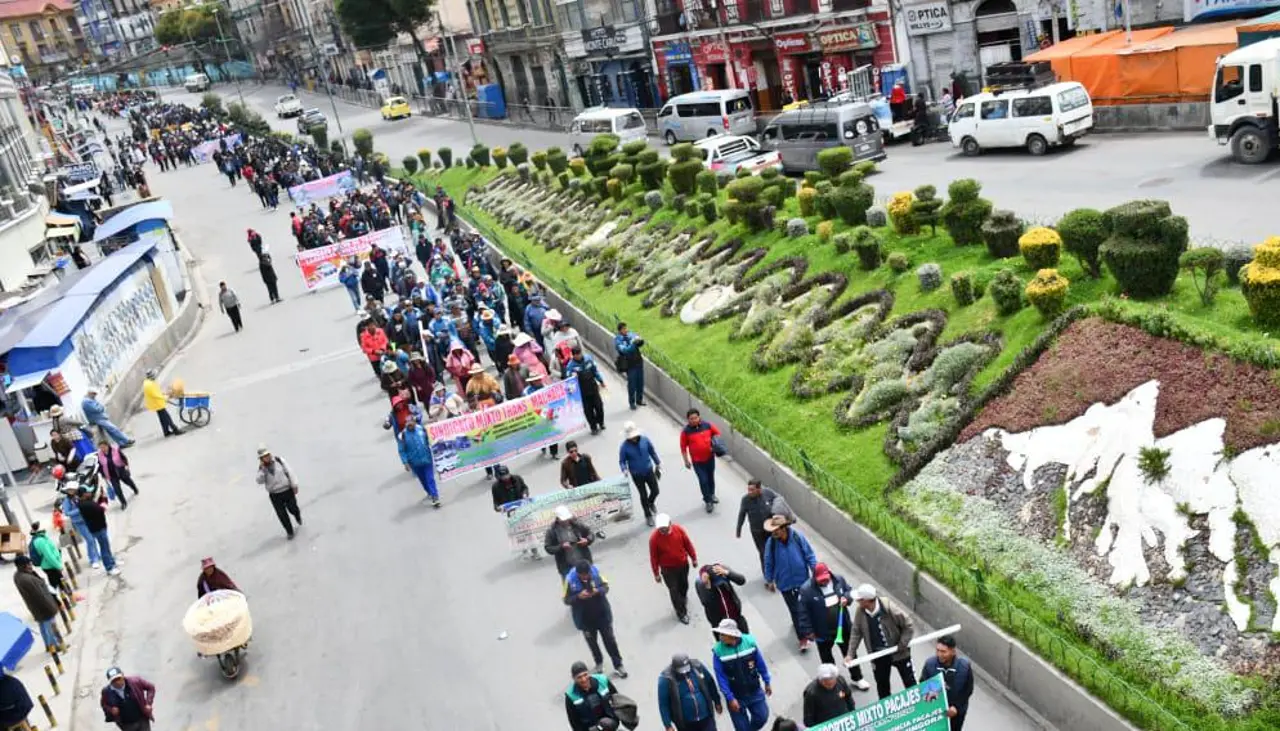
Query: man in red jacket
[[679, 408, 723, 513], [100, 667, 156, 731], [359, 320, 389, 377], [649, 513, 698, 624]]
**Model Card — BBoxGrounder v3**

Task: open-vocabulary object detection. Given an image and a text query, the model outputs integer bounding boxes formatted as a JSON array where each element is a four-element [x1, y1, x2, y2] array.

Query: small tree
[[1057, 208, 1108, 278], [816, 146, 853, 179], [438, 146, 453, 167], [610, 163, 635, 185], [508, 142, 529, 165], [1025, 269, 1070, 318], [1099, 200, 1189, 298], [910, 185, 943, 235], [1179, 247, 1224, 306], [982, 210, 1024, 259], [402, 155, 419, 174], [939, 179, 992, 246], [470, 144, 491, 166], [200, 92, 224, 117], [667, 143, 703, 196], [352, 128, 374, 158], [416, 148, 432, 169], [546, 148, 569, 175], [330, 139, 346, 162], [310, 126, 329, 151], [492, 146, 509, 168]]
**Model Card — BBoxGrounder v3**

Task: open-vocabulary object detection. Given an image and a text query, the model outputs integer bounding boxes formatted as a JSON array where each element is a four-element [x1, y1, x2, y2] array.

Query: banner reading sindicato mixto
[[288, 170, 357, 206], [293, 226, 408, 291], [809, 675, 949, 731]]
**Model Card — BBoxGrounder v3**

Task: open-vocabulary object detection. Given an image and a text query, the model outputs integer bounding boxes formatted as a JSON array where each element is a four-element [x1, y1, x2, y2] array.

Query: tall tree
[[334, 0, 436, 93]]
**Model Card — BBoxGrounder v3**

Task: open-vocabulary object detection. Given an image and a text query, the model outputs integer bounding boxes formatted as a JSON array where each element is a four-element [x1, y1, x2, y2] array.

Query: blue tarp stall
[[92, 200, 184, 300], [0, 613, 33, 671]]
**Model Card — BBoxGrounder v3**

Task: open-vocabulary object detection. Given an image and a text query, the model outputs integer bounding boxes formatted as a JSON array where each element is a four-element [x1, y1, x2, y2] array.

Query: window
[[677, 102, 720, 117], [623, 112, 645, 129], [1012, 96, 1052, 117], [555, 0, 584, 30], [8, 24, 20, 43], [657, 105, 673, 117], [516, 0, 528, 23], [762, 125, 779, 141], [953, 103, 975, 120], [979, 100, 1008, 120], [1057, 86, 1090, 112], [28, 21, 43, 40], [726, 95, 751, 114], [496, 0, 510, 26], [1249, 64, 1263, 93], [715, 139, 750, 157], [619, 0, 641, 21]]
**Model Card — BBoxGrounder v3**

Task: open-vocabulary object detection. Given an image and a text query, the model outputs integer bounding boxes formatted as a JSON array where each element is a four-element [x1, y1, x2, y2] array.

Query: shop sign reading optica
[[817, 23, 879, 53]]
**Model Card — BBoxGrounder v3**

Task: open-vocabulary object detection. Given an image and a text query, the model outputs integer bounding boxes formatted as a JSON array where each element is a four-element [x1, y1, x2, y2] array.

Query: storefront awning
[[60, 176, 101, 196], [4, 369, 50, 394]]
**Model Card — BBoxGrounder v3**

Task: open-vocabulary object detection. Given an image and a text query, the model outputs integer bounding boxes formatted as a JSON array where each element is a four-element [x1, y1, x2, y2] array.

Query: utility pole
[[437, 6, 477, 144], [210, 3, 245, 104], [709, 0, 736, 89], [303, 22, 347, 151]]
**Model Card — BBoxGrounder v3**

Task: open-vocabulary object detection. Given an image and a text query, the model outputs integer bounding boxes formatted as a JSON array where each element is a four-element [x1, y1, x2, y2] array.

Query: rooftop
[[0, 0, 74, 19]]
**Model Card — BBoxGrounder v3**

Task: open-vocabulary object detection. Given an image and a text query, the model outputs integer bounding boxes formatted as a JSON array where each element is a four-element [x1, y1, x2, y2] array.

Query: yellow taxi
[[380, 96, 412, 121]]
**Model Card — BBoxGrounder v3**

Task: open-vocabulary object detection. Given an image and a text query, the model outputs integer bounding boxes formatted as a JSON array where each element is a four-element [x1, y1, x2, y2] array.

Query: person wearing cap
[[802, 664, 856, 726], [560, 440, 601, 489], [77, 486, 120, 576], [564, 560, 628, 678], [696, 564, 749, 636], [565, 346, 606, 434], [711, 618, 772, 731], [565, 660, 623, 731], [397, 417, 441, 507], [490, 465, 529, 512], [919, 634, 973, 730], [523, 294, 549, 347], [680, 409, 723, 513], [618, 422, 661, 526], [613, 322, 645, 410], [28, 521, 67, 588], [762, 515, 817, 652], [196, 557, 239, 598], [13, 554, 60, 652], [658, 652, 721, 731], [360, 319, 391, 378], [846, 584, 917, 700], [545, 505, 594, 576], [141, 368, 181, 437], [60, 485, 99, 567], [650, 514, 699, 624], [217, 281, 243, 332], [255, 446, 303, 539], [797, 563, 871, 691], [81, 386, 134, 447], [100, 667, 156, 731]]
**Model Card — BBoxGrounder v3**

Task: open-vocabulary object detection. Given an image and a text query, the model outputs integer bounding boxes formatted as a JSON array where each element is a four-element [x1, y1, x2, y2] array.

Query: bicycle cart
[[172, 392, 212, 428]]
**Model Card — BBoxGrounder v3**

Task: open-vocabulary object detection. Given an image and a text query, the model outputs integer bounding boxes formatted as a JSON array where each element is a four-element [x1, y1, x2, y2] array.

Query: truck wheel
[[961, 137, 980, 157], [1231, 127, 1270, 164], [664, 131, 677, 145], [1026, 134, 1048, 156]]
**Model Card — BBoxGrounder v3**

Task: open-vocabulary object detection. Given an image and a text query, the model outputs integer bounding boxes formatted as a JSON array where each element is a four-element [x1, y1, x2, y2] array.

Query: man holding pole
[[795, 563, 871, 691], [845, 584, 917, 700]]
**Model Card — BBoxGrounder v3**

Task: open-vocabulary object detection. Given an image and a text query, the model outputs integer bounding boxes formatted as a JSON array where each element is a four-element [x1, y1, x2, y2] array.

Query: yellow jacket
[[142, 379, 167, 411]]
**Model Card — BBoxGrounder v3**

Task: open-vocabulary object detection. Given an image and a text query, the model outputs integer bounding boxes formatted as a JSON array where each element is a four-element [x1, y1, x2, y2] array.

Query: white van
[[657, 90, 755, 144], [948, 81, 1093, 156], [568, 107, 648, 156], [184, 73, 211, 93]]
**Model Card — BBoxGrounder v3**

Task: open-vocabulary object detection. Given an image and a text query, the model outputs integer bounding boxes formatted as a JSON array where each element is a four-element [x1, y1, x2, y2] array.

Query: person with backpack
[[802, 664, 856, 727], [613, 322, 645, 410], [658, 652, 722, 731], [565, 661, 623, 731], [254, 445, 303, 539], [796, 563, 871, 691], [710, 618, 772, 731], [679, 409, 723, 513]]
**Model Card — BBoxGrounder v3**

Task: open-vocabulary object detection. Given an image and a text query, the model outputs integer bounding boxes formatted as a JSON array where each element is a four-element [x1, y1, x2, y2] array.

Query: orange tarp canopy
[[1120, 20, 1240, 99], [1026, 31, 1120, 83], [1067, 27, 1176, 103]]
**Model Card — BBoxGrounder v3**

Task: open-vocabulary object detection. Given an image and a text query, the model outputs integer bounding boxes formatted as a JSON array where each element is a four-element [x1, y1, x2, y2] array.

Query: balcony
[[482, 22, 557, 52]]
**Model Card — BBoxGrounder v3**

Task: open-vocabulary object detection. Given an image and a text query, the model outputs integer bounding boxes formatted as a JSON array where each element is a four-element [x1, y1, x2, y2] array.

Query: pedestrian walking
[[360, 320, 390, 378], [650, 514, 698, 624], [658, 653, 722, 731], [27, 522, 65, 590], [13, 555, 60, 652], [77, 487, 120, 575], [565, 661, 624, 731], [218, 281, 243, 331], [679, 409, 723, 512], [796, 563, 870, 691], [338, 259, 362, 312], [695, 564, 749, 636], [564, 560, 628, 678], [565, 346, 606, 433], [141, 369, 182, 437], [762, 515, 816, 652], [919, 635, 973, 731], [98, 441, 139, 509], [545, 505, 594, 577], [80, 386, 133, 447], [397, 420, 441, 507], [802, 664, 856, 727], [100, 667, 156, 731], [846, 584, 917, 700], [60, 486, 99, 567], [560, 441, 600, 489], [613, 322, 645, 409], [618, 422, 661, 526], [254, 445, 303, 539], [735, 480, 790, 567], [490, 465, 529, 511], [710, 619, 772, 731], [258, 253, 281, 303]]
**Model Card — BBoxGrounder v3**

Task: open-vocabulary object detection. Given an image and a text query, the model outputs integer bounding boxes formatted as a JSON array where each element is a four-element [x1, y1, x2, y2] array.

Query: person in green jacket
[[29, 522, 64, 592]]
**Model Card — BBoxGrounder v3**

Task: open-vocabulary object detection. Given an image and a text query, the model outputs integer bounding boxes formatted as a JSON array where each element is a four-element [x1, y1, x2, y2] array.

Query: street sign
[[904, 1, 954, 36], [582, 25, 628, 55], [58, 162, 98, 182]]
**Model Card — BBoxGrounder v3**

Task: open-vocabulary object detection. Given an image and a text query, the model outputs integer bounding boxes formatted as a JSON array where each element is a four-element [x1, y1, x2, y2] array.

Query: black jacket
[[78, 496, 108, 533], [695, 567, 746, 628], [544, 518, 594, 576], [491, 475, 529, 510], [565, 675, 620, 731], [259, 258, 277, 284], [803, 677, 856, 726]]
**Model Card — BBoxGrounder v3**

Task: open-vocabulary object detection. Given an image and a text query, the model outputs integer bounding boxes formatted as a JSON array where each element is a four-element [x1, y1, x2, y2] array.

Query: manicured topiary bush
[[950, 271, 977, 306], [667, 143, 703, 195], [610, 163, 635, 185], [509, 142, 529, 166], [569, 157, 587, 176], [591, 177, 609, 199], [1019, 227, 1063, 269], [636, 150, 665, 191], [466, 157, 476, 169], [850, 227, 883, 271], [558, 172, 570, 188], [545, 148, 567, 174], [910, 185, 943, 235], [786, 218, 809, 238], [1240, 236, 1280, 324], [829, 179, 875, 226], [797, 187, 817, 217], [940, 179, 992, 246], [982, 210, 1024, 259], [640, 190, 661, 211], [717, 170, 735, 188], [331, 140, 346, 162], [530, 150, 547, 171], [699, 194, 718, 224], [491, 146, 508, 168], [838, 170, 864, 188], [887, 252, 910, 273], [606, 178, 623, 201], [723, 199, 742, 224], [989, 268, 1025, 315], [621, 140, 648, 165], [1098, 199, 1189, 298], [671, 193, 687, 216], [816, 221, 834, 243], [854, 160, 877, 177], [833, 232, 852, 254], [1025, 269, 1069, 317], [866, 205, 888, 228], [417, 149, 432, 169], [817, 146, 854, 179], [438, 146, 453, 167], [517, 163, 531, 182], [352, 128, 374, 157], [1225, 243, 1254, 286], [1056, 208, 1107, 278], [803, 171, 826, 188], [736, 167, 752, 179], [401, 155, 419, 174], [917, 263, 943, 291], [888, 191, 917, 235], [470, 143, 491, 166]]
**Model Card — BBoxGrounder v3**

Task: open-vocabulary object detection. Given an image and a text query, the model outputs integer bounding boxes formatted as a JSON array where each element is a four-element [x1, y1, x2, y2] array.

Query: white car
[[275, 94, 302, 118], [694, 134, 782, 175]]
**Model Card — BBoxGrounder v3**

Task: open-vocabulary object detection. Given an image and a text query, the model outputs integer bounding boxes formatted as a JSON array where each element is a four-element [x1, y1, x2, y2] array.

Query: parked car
[[380, 96, 412, 120], [297, 108, 328, 134], [657, 90, 756, 144], [568, 107, 647, 156], [693, 134, 781, 175], [948, 82, 1093, 157], [759, 101, 886, 173], [184, 73, 210, 93], [275, 94, 302, 118]]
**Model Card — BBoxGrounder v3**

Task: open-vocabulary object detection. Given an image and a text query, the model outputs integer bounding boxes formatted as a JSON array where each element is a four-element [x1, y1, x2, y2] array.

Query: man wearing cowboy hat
[[254, 445, 303, 539], [81, 386, 134, 447], [762, 514, 817, 652], [141, 369, 182, 437], [710, 618, 772, 731]]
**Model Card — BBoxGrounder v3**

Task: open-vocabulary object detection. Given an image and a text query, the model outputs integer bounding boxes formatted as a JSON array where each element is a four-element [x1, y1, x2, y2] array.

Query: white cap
[[554, 505, 572, 521], [623, 422, 640, 439], [817, 663, 839, 680], [853, 583, 877, 601], [654, 513, 671, 529]]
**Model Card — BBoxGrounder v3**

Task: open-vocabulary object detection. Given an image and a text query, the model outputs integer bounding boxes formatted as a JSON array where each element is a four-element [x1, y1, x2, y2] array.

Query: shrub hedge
[[1099, 200, 1189, 298]]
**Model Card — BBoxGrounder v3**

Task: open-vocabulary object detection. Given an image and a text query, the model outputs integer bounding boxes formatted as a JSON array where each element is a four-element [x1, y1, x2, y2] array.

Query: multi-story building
[[558, 0, 659, 109], [108, 0, 155, 56], [0, 0, 92, 85], [0, 50, 55, 292], [466, 0, 567, 108], [75, 0, 121, 57]]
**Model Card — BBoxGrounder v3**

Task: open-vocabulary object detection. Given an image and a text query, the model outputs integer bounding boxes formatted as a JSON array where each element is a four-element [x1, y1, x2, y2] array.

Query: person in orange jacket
[[359, 319, 389, 377]]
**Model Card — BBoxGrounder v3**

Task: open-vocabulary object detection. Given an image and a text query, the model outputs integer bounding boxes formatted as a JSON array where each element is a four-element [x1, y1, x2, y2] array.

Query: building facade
[[0, 0, 92, 84], [467, 0, 566, 107], [559, 0, 659, 109], [0, 57, 52, 292], [108, 0, 155, 57]]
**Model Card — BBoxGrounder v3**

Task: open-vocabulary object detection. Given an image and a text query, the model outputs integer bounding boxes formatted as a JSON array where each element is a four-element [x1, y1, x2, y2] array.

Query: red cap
[[814, 563, 831, 582]]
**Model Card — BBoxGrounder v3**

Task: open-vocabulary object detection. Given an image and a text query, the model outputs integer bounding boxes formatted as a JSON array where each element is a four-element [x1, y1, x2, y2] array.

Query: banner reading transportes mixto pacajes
[[809, 676, 949, 731], [288, 170, 357, 206], [427, 377, 589, 480], [191, 134, 243, 164], [293, 226, 408, 291], [502, 476, 634, 553]]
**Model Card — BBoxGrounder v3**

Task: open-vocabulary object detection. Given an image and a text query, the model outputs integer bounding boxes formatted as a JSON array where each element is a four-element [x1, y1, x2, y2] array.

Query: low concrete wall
[[1093, 102, 1208, 132], [443, 202, 1138, 731]]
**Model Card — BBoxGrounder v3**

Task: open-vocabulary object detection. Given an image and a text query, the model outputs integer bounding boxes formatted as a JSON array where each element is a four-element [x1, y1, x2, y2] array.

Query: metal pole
[[437, 8, 477, 144], [711, 0, 736, 90], [1123, 0, 1132, 44], [303, 25, 346, 148], [211, 4, 245, 105]]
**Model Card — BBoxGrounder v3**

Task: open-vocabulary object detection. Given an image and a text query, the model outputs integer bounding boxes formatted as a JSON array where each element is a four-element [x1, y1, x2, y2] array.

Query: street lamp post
[[436, 7, 477, 145], [303, 24, 347, 152], [210, 3, 245, 104]]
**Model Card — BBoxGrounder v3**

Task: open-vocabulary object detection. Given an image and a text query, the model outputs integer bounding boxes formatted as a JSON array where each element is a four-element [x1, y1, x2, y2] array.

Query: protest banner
[[293, 226, 408, 290], [502, 476, 634, 554], [288, 170, 357, 206], [808, 675, 949, 731], [427, 377, 589, 480], [191, 134, 242, 164]]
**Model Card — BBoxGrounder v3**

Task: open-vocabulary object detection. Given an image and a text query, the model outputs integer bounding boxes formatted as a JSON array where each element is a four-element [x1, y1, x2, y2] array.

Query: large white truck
[[1210, 37, 1280, 164]]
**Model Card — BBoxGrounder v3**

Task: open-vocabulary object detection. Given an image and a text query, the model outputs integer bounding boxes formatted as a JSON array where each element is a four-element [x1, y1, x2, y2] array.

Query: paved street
[[42, 119, 1052, 728], [174, 82, 1277, 245]]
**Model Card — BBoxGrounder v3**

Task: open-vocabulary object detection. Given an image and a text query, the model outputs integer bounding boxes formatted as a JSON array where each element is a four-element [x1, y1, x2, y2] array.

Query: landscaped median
[[407, 138, 1280, 731]]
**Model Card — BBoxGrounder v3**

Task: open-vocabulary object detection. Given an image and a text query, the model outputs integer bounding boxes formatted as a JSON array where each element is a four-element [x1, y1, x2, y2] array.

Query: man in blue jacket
[[564, 560, 628, 679], [658, 652, 721, 731], [919, 635, 973, 730], [523, 295, 548, 345], [618, 422, 662, 526], [710, 618, 771, 731], [81, 386, 133, 447], [762, 515, 817, 653], [796, 563, 870, 691], [613, 322, 645, 409], [397, 420, 440, 508]]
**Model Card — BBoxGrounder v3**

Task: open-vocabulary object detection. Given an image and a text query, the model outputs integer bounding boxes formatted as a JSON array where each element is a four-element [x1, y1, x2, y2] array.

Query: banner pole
[[843, 624, 962, 669]]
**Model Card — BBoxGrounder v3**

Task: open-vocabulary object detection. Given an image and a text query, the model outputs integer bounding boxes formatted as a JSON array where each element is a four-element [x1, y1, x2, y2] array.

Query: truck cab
[[1210, 38, 1280, 164]]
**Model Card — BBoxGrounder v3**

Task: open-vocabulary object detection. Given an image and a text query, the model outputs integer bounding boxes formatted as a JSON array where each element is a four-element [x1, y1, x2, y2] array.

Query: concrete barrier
[[1092, 102, 1208, 132], [441, 200, 1139, 731]]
